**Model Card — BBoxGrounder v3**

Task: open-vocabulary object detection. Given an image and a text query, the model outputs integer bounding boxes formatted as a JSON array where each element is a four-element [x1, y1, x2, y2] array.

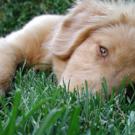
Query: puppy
[[1, 0, 135, 95]]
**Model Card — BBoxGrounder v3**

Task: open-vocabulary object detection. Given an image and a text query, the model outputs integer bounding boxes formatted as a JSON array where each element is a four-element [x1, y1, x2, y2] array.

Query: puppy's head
[[51, 0, 135, 94]]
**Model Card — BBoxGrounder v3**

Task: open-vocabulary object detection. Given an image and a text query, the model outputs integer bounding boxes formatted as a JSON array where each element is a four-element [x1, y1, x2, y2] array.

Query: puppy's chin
[[59, 79, 100, 94]]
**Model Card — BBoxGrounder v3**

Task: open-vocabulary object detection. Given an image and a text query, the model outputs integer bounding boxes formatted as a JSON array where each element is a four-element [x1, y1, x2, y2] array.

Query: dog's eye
[[99, 46, 108, 57]]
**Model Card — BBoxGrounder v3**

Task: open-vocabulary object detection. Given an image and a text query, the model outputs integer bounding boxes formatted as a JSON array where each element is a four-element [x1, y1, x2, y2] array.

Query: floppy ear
[[50, 0, 109, 59]]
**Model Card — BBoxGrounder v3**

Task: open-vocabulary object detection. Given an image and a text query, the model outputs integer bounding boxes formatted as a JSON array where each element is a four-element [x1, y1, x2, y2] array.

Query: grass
[[0, 0, 135, 135]]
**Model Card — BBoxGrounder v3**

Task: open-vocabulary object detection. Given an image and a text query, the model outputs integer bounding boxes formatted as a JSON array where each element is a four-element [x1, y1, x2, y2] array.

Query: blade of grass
[[35, 108, 64, 135], [3, 90, 21, 135], [67, 106, 80, 135], [16, 98, 47, 129], [0, 121, 3, 133], [101, 78, 109, 99], [123, 111, 135, 135]]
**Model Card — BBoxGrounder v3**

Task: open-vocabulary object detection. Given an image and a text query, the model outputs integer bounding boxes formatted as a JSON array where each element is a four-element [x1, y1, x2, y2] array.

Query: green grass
[[0, 0, 135, 135], [0, 0, 73, 35], [0, 69, 135, 135]]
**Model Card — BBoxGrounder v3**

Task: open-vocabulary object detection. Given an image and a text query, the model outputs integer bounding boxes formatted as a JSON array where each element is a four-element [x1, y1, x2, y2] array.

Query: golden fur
[[1, 0, 135, 95]]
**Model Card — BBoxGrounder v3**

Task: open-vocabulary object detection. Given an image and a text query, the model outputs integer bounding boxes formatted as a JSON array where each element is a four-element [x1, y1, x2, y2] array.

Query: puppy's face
[[58, 25, 135, 93], [51, 0, 135, 93]]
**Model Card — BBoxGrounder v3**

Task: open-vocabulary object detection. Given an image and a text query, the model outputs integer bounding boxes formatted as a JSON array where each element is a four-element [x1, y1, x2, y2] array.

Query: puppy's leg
[[0, 15, 62, 95]]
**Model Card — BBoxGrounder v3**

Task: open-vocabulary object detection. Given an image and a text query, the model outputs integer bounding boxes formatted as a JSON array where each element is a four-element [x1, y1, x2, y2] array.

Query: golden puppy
[[1, 0, 135, 95]]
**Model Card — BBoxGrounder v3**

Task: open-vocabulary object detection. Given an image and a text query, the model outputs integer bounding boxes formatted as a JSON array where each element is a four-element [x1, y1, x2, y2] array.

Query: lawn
[[0, 0, 135, 135]]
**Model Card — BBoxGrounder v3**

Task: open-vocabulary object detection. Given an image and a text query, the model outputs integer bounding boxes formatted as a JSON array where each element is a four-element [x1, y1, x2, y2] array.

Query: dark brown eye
[[99, 46, 108, 57]]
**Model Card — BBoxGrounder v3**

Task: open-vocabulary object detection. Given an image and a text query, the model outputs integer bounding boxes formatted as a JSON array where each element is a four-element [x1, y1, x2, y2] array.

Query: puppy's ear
[[50, 0, 109, 59]]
